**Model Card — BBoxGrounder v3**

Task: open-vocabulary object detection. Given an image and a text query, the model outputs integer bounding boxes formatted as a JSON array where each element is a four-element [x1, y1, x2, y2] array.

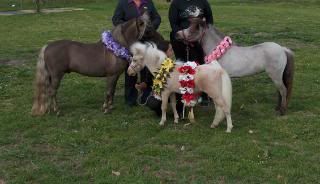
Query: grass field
[[0, 0, 320, 183]]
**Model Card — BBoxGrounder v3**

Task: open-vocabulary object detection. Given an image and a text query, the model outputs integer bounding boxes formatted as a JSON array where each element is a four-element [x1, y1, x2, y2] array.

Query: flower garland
[[204, 36, 233, 64], [178, 61, 199, 107], [152, 58, 175, 99], [101, 31, 132, 62]]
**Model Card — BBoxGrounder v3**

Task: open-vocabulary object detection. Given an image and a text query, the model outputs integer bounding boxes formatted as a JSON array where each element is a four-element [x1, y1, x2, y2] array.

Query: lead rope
[[136, 72, 147, 106], [186, 44, 190, 61], [137, 92, 152, 106], [182, 44, 190, 119]]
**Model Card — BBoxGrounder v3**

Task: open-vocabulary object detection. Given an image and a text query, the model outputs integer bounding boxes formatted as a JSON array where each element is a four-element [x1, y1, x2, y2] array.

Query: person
[[169, 0, 213, 63], [112, 0, 161, 106], [168, 0, 214, 106]]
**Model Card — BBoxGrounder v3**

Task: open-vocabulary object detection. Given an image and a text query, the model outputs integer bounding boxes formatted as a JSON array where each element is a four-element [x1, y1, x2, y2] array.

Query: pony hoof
[[277, 108, 287, 116], [56, 111, 61, 116], [159, 121, 165, 126], [104, 109, 111, 114], [210, 124, 218, 129], [226, 126, 233, 133], [190, 119, 196, 123], [174, 119, 179, 124], [31, 109, 46, 116]]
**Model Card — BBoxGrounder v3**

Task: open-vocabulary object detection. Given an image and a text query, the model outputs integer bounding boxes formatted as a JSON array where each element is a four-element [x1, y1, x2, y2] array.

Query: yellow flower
[[151, 58, 174, 96], [153, 78, 163, 88], [162, 73, 167, 78], [162, 58, 175, 72]]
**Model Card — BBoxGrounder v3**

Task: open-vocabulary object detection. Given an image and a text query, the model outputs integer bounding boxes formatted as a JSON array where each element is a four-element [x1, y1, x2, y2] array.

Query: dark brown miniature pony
[[31, 13, 149, 116]]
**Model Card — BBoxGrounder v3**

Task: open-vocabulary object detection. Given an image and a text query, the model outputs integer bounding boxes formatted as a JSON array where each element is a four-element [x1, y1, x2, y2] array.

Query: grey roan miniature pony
[[31, 13, 149, 116], [176, 18, 294, 115]]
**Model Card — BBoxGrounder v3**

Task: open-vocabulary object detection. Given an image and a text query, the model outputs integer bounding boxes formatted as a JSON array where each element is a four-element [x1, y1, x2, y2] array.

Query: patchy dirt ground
[[0, 7, 85, 16], [0, 59, 26, 66]]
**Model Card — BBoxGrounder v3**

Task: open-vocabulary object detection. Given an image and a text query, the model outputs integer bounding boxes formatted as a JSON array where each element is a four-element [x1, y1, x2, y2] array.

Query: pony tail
[[283, 47, 294, 108], [31, 45, 50, 116]]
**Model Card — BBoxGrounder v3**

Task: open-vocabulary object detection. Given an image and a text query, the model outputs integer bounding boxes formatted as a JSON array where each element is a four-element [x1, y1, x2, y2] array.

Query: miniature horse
[[176, 18, 294, 115], [128, 42, 234, 133], [31, 13, 149, 116]]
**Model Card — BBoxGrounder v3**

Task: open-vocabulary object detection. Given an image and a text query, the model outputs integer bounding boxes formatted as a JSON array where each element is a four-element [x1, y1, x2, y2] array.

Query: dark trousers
[[124, 70, 138, 106], [170, 32, 207, 109], [125, 66, 154, 106]]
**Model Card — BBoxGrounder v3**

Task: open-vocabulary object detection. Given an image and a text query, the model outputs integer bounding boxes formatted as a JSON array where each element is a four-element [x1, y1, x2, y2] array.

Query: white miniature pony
[[176, 18, 294, 115], [128, 42, 234, 132]]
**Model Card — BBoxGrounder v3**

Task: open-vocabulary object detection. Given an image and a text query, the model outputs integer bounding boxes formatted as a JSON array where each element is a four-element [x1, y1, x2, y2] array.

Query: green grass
[[0, 0, 320, 183]]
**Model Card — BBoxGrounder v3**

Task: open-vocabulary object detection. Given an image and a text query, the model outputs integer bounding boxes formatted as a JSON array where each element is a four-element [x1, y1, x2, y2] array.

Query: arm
[[140, 67, 153, 87], [112, 0, 125, 26], [168, 0, 180, 34], [203, 0, 214, 24], [149, 1, 161, 30]]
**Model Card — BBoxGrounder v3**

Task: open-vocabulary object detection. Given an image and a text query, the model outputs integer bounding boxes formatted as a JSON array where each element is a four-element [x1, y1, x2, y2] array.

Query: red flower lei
[[178, 61, 199, 106]]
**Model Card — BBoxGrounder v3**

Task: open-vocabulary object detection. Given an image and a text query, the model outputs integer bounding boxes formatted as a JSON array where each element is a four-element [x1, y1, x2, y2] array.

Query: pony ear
[[197, 17, 206, 27], [140, 10, 150, 22]]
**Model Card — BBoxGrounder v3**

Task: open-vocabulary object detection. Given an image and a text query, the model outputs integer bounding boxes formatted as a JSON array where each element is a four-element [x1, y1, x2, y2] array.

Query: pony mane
[[131, 42, 166, 60], [111, 20, 129, 45], [145, 43, 167, 62], [130, 42, 147, 55], [111, 16, 147, 47], [209, 24, 226, 39]]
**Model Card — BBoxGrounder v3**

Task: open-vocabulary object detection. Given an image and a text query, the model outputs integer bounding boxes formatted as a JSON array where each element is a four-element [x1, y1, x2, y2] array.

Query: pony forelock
[[130, 42, 146, 55]]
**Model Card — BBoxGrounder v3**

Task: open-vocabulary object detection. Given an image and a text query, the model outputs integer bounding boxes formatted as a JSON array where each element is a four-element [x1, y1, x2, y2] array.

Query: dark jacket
[[169, 0, 214, 35], [112, 0, 161, 30]]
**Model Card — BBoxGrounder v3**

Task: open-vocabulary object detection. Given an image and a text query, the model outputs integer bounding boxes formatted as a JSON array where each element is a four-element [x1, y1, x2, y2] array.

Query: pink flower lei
[[204, 36, 233, 64], [178, 61, 199, 107]]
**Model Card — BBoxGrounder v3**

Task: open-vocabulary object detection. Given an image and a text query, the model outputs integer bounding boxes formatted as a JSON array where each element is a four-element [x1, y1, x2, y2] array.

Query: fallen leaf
[[112, 170, 120, 176], [183, 123, 191, 127], [181, 146, 185, 151]]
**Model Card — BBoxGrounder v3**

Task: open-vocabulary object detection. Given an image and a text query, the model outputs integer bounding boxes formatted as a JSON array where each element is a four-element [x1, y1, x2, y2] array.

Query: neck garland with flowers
[[178, 61, 199, 107], [101, 31, 132, 62], [204, 36, 232, 64], [152, 58, 175, 99]]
